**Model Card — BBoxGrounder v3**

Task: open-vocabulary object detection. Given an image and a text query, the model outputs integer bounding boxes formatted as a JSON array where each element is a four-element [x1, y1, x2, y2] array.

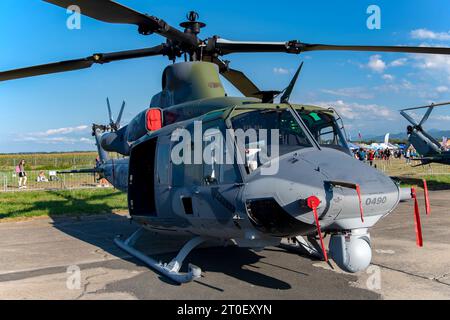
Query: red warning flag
[[307, 196, 328, 262], [411, 187, 424, 248], [422, 179, 431, 216], [355, 184, 364, 223]]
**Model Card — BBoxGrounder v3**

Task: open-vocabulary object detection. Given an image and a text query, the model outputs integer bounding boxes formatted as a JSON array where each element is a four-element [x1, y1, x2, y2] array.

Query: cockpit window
[[296, 110, 350, 153], [231, 109, 312, 153], [230, 109, 313, 172]]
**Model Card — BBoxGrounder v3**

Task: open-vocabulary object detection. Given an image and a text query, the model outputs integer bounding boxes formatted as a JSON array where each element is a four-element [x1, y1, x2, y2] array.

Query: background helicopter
[[1, 0, 449, 284], [400, 102, 450, 166]]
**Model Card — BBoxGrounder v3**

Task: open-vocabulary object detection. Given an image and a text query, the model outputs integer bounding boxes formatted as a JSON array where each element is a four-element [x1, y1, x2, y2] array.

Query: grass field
[[373, 159, 450, 190], [0, 188, 127, 221], [0, 152, 97, 171]]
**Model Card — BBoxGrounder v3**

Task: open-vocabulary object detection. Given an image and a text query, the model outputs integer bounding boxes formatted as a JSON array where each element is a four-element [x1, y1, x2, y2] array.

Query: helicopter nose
[[300, 149, 401, 228], [243, 148, 401, 237]]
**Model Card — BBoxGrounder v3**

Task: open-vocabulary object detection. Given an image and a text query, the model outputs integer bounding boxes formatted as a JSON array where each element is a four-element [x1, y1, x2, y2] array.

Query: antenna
[[280, 62, 304, 104]]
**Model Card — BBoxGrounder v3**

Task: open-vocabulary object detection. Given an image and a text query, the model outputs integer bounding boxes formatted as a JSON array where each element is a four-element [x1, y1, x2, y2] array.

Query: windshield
[[230, 109, 313, 172], [296, 110, 350, 153]]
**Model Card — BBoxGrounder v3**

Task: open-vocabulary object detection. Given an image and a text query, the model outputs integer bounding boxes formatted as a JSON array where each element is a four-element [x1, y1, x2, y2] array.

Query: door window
[[156, 137, 171, 186]]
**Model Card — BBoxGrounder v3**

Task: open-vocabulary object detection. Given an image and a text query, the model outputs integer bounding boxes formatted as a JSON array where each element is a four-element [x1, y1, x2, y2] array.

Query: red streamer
[[411, 187, 424, 248], [423, 179, 431, 216], [355, 184, 364, 223], [307, 196, 328, 262]]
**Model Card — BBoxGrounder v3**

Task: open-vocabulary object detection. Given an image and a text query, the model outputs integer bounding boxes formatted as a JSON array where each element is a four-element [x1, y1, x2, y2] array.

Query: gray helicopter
[[400, 102, 450, 166], [1, 0, 446, 284]]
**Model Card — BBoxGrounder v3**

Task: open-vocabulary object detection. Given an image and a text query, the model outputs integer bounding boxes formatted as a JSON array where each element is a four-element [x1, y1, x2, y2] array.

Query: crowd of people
[[13, 159, 62, 190], [353, 147, 418, 167]]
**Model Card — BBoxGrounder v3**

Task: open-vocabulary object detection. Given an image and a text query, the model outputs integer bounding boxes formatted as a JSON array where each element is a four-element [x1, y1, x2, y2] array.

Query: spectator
[[17, 159, 27, 189], [367, 150, 375, 166], [95, 156, 109, 187], [405, 148, 411, 164], [358, 148, 367, 162], [385, 149, 392, 164], [37, 171, 49, 182]]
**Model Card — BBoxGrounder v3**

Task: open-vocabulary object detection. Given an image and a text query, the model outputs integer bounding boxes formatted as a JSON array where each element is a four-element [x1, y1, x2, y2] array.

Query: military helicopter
[[400, 102, 450, 166], [2, 0, 448, 284]]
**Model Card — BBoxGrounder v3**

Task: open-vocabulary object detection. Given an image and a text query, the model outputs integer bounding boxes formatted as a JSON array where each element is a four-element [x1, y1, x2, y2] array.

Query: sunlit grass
[[0, 188, 127, 220]]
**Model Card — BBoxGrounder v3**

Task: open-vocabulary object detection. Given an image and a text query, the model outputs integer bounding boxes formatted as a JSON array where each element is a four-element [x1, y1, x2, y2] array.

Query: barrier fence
[[0, 170, 111, 192], [0, 158, 448, 193], [373, 159, 450, 176]]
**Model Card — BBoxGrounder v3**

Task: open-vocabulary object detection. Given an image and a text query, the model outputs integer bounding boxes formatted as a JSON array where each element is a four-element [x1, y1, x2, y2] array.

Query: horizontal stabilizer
[[57, 168, 102, 174]]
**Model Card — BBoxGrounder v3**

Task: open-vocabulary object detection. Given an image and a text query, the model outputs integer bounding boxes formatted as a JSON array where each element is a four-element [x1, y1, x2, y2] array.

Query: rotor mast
[[179, 11, 206, 62]]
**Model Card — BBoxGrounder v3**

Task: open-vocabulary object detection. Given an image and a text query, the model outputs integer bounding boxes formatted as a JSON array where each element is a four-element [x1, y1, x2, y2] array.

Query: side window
[[203, 128, 222, 185], [170, 129, 203, 187], [318, 126, 337, 145], [169, 121, 243, 187], [203, 124, 242, 185], [156, 139, 171, 186], [172, 149, 185, 187]]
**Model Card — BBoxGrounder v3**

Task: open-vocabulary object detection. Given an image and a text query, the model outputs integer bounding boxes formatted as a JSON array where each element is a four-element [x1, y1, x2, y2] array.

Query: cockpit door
[[154, 134, 173, 218], [189, 126, 243, 225]]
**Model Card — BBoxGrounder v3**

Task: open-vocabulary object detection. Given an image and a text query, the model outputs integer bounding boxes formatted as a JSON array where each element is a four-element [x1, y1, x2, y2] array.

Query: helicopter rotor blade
[[419, 106, 434, 127], [401, 101, 450, 111], [213, 38, 450, 56], [0, 59, 94, 82], [223, 69, 261, 98], [0, 45, 166, 82], [212, 58, 261, 98], [44, 0, 197, 46], [300, 44, 450, 55], [400, 111, 419, 127], [116, 101, 126, 127], [107, 98, 113, 124]]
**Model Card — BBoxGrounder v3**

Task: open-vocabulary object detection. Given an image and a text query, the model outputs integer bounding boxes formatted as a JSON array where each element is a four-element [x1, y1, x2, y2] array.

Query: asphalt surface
[[0, 191, 449, 300]]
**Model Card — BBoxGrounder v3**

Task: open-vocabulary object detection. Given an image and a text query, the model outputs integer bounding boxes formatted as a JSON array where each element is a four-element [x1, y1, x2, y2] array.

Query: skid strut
[[114, 228, 206, 284], [280, 235, 326, 260]]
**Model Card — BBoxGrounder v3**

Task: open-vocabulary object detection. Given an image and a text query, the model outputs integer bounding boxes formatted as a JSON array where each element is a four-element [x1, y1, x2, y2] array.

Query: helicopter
[[400, 102, 450, 166], [1, 0, 448, 284]]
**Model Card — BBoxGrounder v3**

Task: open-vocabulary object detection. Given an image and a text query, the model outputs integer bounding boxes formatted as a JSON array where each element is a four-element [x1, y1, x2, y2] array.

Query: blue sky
[[1, 0, 450, 152]]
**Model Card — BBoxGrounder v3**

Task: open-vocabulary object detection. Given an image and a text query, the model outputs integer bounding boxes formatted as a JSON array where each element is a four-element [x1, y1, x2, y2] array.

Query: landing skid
[[279, 236, 325, 260], [114, 228, 206, 284]]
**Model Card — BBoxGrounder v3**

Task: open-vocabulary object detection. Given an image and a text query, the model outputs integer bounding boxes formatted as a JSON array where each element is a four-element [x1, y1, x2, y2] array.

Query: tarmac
[[0, 190, 449, 300]]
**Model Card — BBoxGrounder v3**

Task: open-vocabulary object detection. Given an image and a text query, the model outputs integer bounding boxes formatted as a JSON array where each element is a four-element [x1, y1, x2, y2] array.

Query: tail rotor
[[92, 97, 127, 163], [106, 97, 126, 132]]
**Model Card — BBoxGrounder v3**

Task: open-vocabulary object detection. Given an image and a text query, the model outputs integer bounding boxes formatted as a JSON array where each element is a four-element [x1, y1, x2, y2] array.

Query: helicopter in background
[[1, 0, 447, 284], [400, 102, 450, 166]]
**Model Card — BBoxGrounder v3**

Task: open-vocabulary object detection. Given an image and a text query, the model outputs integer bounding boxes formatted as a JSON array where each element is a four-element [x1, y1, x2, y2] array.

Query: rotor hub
[[180, 11, 206, 36]]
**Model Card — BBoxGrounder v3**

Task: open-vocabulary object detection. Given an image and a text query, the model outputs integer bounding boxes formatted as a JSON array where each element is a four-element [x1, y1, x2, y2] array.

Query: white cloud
[[34, 125, 89, 137], [14, 136, 91, 145], [382, 74, 395, 81], [13, 125, 92, 145], [433, 115, 450, 121], [411, 29, 450, 41], [375, 79, 415, 93], [311, 100, 396, 121], [321, 87, 374, 99], [368, 55, 386, 73], [414, 52, 450, 75], [80, 137, 93, 144], [405, 34, 450, 79], [390, 58, 408, 67], [273, 67, 290, 75], [436, 86, 449, 93]]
